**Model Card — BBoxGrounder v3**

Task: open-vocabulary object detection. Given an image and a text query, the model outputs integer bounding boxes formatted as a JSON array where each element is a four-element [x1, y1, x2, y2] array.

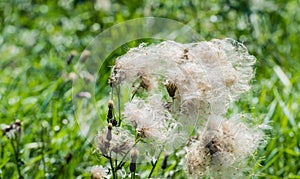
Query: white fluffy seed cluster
[[123, 95, 173, 139], [91, 165, 106, 179], [97, 127, 134, 160], [185, 115, 264, 178], [112, 39, 255, 118], [105, 38, 263, 175]]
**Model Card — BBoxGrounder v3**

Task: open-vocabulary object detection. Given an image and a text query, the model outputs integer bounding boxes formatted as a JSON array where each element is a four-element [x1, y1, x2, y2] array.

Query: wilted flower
[[185, 114, 264, 178], [80, 49, 91, 63], [111, 39, 255, 118], [91, 165, 106, 179], [122, 95, 174, 140], [97, 126, 134, 160], [2, 120, 22, 139], [96, 38, 261, 175]]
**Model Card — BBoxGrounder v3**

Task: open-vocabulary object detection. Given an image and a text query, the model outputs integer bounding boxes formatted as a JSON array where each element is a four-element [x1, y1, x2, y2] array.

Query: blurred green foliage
[[0, 0, 299, 178]]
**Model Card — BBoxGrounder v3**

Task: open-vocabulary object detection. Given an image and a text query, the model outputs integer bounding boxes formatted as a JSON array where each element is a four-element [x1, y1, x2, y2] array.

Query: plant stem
[[117, 84, 121, 126], [41, 126, 47, 176], [116, 138, 141, 170], [115, 156, 118, 179], [10, 139, 23, 178], [148, 150, 162, 178], [132, 171, 136, 179], [111, 84, 114, 101], [109, 155, 116, 179]]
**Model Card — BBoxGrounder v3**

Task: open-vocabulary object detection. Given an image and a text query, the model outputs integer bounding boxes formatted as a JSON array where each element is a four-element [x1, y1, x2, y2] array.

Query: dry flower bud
[[161, 153, 169, 169], [111, 119, 118, 126], [165, 80, 177, 99], [130, 149, 139, 172], [106, 123, 113, 141], [130, 149, 139, 160], [80, 50, 91, 63], [108, 100, 114, 109], [66, 50, 77, 65], [139, 75, 152, 91], [15, 119, 21, 126], [107, 123, 113, 130]]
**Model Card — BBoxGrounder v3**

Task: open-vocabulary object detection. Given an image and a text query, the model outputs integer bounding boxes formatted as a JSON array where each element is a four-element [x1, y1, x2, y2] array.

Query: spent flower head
[[96, 126, 134, 160], [123, 94, 174, 140], [185, 114, 264, 178], [91, 165, 107, 179]]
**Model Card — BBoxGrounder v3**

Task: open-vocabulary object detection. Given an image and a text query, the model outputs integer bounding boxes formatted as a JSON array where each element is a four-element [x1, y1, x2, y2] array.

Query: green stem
[[41, 126, 47, 176], [10, 139, 23, 178], [148, 150, 162, 178]]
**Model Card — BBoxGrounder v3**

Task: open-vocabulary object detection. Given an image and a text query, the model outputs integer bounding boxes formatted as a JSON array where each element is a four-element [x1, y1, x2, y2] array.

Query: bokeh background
[[1, 0, 299, 178]]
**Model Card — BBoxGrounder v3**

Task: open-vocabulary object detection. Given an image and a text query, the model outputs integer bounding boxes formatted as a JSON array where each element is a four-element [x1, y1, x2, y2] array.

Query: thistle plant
[[92, 38, 265, 178]]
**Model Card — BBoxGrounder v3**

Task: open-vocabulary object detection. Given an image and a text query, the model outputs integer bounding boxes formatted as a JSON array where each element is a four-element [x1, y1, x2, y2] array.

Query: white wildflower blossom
[[185, 114, 264, 178], [91, 165, 106, 179]]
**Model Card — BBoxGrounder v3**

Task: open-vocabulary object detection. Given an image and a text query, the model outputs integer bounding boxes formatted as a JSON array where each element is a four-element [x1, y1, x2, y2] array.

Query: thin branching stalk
[[115, 156, 118, 179], [148, 150, 163, 178], [111, 84, 114, 101], [117, 84, 121, 126], [109, 152, 116, 179], [131, 86, 140, 100], [116, 138, 141, 170]]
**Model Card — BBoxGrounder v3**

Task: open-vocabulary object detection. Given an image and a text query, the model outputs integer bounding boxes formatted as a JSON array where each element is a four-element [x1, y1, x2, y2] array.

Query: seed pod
[[161, 154, 169, 169], [130, 149, 139, 173], [106, 123, 113, 141], [107, 100, 114, 122], [66, 50, 77, 65], [165, 80, 177, 99], [111, 119, 118, 126], [108, 100, 114, 109], [79, 50, 91, 63]]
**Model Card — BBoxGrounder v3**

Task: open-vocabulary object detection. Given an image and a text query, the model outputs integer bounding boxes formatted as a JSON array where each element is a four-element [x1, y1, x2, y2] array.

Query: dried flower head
[[98, 38, 259, 168], [80, 49, 91, 63], [122, 95, 173, 140], [97, 127, 134, 159], [91, 165, 106, 179], [2, 120, 22, 139], [111, 39, 255, 118], [185, 114, 264, 178]]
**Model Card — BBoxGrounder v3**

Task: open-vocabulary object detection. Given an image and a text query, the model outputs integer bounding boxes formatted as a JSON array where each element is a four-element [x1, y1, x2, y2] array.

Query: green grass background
[[0, 0, 299, 178]]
